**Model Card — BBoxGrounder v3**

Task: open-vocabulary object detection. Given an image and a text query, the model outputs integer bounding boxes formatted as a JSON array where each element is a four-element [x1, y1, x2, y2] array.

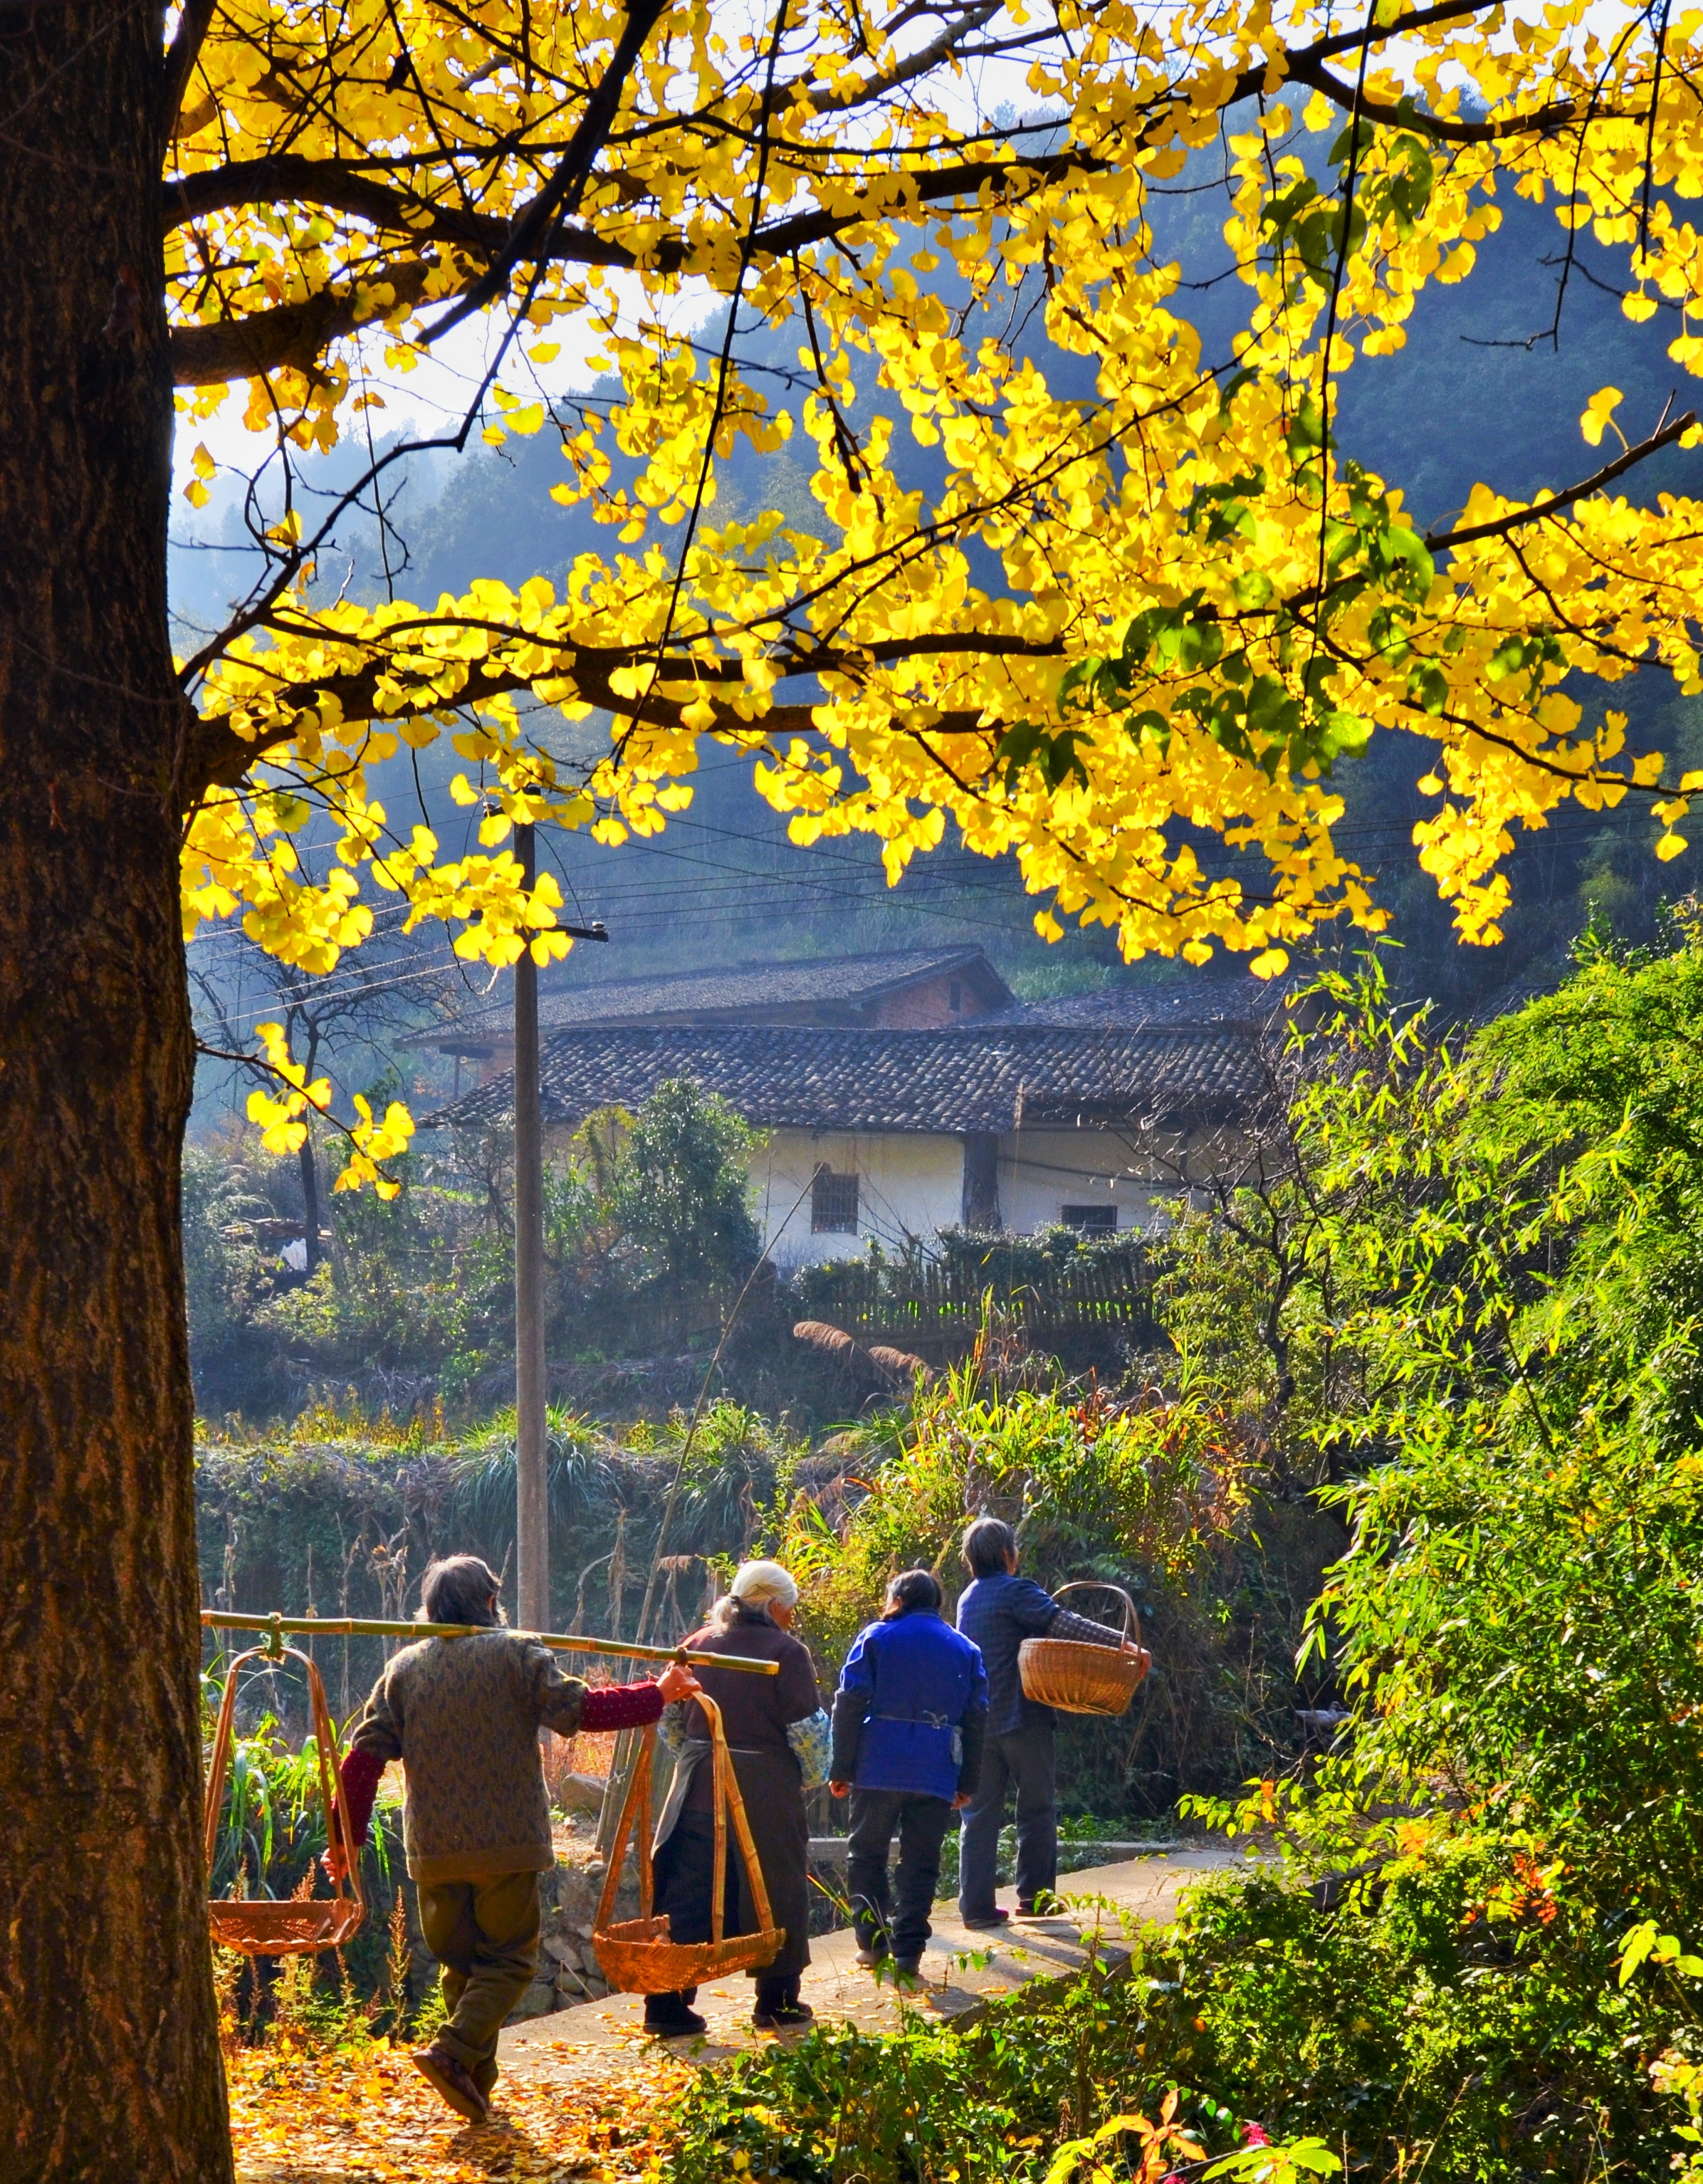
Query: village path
[[496, 1846, 1244, 2094]]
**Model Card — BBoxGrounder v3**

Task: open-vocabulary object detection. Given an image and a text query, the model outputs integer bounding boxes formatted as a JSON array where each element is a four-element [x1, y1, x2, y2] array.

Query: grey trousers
[[958, 1718, 1056, 1917]]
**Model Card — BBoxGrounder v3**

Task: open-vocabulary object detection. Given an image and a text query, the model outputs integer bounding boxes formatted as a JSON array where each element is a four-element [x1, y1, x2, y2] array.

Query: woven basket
[[1018, 1583, 1148, 1719], [592, 1696, 783, 1993], [208, 1898, 366, 1953], [204, 1642, 365, 1957]]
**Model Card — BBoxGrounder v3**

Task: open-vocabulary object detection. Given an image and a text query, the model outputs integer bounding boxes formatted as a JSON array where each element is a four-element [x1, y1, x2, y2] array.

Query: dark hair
[[420, 1555, 505, 1627], [883, 1569, 943, 1619], [962, 1517, 1017, 1579]]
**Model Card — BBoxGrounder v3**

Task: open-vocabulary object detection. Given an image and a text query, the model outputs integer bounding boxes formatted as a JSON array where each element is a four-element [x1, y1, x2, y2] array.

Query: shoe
[[959, 1908, 1011, 1929], [1013, 1901, 1052, 1919], [411, 2045, 491, 2123], [891, 1958, 922, 1983], [752, 1998, 815, 2029], [855, 1947, 885, 1970], [644, 2006, 708, 2038]]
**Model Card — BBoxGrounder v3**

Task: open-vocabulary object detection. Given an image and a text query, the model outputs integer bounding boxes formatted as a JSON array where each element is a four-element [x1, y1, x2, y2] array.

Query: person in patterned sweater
[[328, 1554, 700, 2121]]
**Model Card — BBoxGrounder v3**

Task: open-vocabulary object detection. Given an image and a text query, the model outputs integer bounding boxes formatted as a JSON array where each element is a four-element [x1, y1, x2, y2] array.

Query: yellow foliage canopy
[[167, 0, 1703, 1156]]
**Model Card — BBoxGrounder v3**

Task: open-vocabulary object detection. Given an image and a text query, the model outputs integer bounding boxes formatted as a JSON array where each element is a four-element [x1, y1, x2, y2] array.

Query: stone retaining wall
[[506, 1844, 643, 2023]]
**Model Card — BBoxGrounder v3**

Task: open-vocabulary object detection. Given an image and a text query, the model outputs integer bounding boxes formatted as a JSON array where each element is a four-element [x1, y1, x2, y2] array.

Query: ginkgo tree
[[6, 0, 1703, 2170]]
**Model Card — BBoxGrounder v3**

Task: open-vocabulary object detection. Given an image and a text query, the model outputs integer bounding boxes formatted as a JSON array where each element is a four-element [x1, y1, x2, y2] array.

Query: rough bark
[[0, 1, 234, 2176]]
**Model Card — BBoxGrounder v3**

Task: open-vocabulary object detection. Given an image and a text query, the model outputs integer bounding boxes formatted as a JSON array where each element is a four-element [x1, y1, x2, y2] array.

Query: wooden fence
[[550, 1249, 1159, 1364], [795, 1252, 1158, 1357]]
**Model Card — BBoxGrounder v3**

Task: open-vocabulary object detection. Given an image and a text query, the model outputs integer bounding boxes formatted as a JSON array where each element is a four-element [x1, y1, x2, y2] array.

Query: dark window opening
[[1062, 1203, 1116, 1234], [948, 979, 963, 1012], [812, 1169, 861, 1233]]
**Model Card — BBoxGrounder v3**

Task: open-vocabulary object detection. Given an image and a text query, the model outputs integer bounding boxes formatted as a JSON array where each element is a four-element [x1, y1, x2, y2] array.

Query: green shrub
[[662, 1955, 1238, 2184]]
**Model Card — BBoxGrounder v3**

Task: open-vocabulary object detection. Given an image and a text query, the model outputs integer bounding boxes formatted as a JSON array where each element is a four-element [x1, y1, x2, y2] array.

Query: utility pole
[[514, 821, 548, 1634], [512, 821, 608, 1635]]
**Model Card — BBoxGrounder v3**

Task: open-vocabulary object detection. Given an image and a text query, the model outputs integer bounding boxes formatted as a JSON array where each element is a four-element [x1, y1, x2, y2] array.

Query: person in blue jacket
[[954, 1516, 1146, 1927], [829, 1569, 987, 1977]]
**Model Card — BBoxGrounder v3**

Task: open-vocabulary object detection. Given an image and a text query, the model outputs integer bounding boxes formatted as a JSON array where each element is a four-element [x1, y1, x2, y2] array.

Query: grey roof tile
[[403, 945, 1000, 1047], [975, 987, 1280, 1030], [424, 1022, 1266, 1137]]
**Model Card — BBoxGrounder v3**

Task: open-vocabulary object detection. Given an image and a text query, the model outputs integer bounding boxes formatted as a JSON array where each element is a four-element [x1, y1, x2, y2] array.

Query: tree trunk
[[300, 1130, 322, 1275], [0, 3, 234, 2177]]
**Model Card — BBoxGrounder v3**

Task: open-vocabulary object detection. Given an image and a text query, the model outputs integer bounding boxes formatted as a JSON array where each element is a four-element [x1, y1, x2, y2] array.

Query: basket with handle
[[592, 1692, 784, 1992], [204, 1641, 366, 1955], [1017, 1582, 1148, 1718]]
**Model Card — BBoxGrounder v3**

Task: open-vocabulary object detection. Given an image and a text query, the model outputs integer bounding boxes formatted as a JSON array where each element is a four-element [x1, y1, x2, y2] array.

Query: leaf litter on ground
[[229, 2032, 692, 2184]]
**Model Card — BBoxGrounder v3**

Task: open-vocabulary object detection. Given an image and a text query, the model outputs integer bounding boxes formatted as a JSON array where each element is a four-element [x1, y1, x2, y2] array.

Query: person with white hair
[[646, 1559, 824, 2034]]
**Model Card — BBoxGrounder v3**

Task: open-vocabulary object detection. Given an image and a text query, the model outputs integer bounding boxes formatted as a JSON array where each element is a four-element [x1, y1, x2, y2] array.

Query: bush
[[662, 1954, 1237, 2184], [609, 1078, 760, 1292], [186, 1082, 771, 1421], [770, 1351, 1331, 1817]]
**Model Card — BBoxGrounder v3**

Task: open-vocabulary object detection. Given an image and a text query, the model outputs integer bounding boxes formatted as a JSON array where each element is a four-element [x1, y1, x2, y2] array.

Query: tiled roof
[[424, 1022, 1266, 1137], [403, 945, 1000, 1048], [977, 986, 1282, 1030]]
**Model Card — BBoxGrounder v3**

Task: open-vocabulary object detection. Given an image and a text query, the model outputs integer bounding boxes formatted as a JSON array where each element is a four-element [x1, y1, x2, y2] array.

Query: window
[[812, 1168, 861, 1233], [948, 979, 963, 1013], [1062, 1204, 1116, 1234]]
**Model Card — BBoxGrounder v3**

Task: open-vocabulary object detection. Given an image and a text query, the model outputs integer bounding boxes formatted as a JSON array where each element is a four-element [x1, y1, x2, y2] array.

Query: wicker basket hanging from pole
[[1017, 1582, 1148, 1719], [204, 1639, 366, 1955], [592, 1693, 784, 1993]]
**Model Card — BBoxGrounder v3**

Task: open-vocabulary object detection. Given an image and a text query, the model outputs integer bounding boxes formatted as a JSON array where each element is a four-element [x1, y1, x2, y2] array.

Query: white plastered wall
[[995, 1125, 1166, 1235], [749, 1128, 965, 1268]]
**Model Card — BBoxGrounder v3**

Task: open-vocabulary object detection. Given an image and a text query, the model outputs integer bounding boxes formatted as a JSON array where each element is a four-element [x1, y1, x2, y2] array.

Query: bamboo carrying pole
[[199, 1609, 779, 1675]]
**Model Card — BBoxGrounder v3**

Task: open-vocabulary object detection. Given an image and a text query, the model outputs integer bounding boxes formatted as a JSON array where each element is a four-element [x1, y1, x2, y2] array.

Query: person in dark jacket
[[954, 1517, 1147, 1927], [829, 1569, 987, 1977], [646, 1559, 822, 2035]]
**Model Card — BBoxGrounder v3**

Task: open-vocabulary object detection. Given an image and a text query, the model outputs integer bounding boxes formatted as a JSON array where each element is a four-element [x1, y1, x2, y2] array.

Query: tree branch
[[1284, 53, 1598, 142], [162, 0, 1553, 389], [162, 0, 221, 142], [162, 150, 1078, 382], [424, 0, 673, 340], [184, 613, 1051, 791], [170, 263, 435, 385], [1425, 409, 1696, 550]]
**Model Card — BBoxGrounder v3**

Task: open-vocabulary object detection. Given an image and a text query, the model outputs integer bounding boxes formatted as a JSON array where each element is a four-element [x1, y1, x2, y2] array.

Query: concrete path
[[498, 1848, 1242, 2086]]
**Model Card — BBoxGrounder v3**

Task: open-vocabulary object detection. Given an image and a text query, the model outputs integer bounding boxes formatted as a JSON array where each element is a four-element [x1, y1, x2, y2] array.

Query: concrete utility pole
[[513, 824, 609, 1634], [514, 822, 549, 1634]]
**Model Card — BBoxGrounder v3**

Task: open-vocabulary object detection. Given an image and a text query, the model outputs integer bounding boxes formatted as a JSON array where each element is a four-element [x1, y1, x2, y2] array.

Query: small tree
[[610, 1080, 760, 1294]]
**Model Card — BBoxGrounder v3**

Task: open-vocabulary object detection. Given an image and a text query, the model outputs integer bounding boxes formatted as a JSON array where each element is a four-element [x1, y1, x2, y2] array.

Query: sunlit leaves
[[165, 0, 1703, 1179], [244, 1020, 331, 1154]]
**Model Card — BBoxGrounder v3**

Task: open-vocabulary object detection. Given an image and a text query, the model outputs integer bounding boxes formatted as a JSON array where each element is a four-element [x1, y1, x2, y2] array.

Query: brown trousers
[[415, 1870, 542, 2094]]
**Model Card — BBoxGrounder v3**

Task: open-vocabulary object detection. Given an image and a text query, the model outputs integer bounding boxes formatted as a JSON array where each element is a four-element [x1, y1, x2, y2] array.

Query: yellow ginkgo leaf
[[1581, 386, 1625, 447]]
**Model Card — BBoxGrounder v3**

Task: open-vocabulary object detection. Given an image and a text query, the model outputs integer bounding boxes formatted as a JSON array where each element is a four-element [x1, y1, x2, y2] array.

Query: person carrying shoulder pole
[[829, 1568, 987, 1980], [953, 1517, 1148, 1928], [325, 1554, 701, 2122], [647, 1559, 825, 2035]]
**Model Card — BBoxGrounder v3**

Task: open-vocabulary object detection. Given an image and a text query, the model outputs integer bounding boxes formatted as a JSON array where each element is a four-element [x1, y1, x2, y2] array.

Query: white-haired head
[[706, 1559, 800, 1634], [729, 1559, 799, 1609]]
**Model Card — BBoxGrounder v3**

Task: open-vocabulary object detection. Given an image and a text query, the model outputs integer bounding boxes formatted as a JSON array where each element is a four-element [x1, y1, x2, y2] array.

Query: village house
[[417, 949, 1267, 1268], [407, 945, 1016, 1081]]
